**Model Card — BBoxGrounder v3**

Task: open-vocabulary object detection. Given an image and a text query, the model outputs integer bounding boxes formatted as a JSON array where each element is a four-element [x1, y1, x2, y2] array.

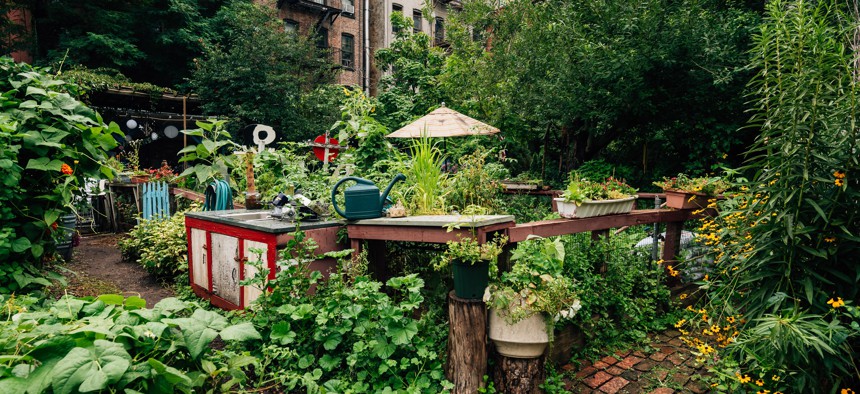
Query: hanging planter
[[554, 196, 636, 219]]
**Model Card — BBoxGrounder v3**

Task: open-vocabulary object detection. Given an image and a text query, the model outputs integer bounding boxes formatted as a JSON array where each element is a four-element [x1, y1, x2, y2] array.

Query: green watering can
[[331, 174, 406, 220]]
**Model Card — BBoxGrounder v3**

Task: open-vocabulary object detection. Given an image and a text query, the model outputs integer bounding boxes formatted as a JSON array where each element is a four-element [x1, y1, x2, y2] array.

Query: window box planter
[[553, 196, 636, 219], [664, 190, 711, 210], [130, 174, 150, 184]]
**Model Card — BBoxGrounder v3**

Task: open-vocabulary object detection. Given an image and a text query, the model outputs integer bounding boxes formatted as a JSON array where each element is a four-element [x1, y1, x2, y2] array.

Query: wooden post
[[662, 221, 684, 286], [492, 354, 546, 394], [446, 291, 487, 394]]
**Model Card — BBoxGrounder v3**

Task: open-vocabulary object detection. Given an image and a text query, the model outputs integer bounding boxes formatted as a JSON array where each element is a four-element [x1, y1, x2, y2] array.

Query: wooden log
[[446, 291, 487, 394], [662, 221, 684, 286], [491, 354, 546, 394]]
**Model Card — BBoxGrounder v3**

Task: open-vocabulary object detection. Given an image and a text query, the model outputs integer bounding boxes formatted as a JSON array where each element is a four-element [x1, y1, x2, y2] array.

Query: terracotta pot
[[554, 196, 636, 219], [130, 175, 150, 184], [489, 308, 549, 358], [664, 190, 711, 210]]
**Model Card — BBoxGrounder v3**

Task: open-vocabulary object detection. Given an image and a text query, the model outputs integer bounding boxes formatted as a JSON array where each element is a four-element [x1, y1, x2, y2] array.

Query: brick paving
[[562, 329, 712, 394]]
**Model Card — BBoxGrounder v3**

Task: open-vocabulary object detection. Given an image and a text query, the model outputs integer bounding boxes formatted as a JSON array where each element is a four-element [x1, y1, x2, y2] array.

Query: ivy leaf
[[51, 340, 131, 394], [219, 322, 261, 341]]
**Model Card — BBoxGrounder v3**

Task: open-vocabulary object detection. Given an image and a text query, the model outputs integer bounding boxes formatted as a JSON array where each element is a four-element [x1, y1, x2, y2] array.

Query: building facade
[[276, 0, 367, 88], [367, 0, 457, 95]]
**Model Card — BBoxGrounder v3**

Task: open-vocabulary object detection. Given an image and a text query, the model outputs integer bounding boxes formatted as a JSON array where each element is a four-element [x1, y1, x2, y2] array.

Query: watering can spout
[[381, 174, 406, 206]]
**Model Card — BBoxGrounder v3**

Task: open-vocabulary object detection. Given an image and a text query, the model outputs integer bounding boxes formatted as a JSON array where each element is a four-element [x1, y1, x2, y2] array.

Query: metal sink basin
[[219, 212, 273, 221]]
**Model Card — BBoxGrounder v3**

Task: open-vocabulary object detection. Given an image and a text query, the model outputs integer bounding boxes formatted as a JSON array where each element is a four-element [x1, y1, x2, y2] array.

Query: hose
[[204, 179, 234, 211]]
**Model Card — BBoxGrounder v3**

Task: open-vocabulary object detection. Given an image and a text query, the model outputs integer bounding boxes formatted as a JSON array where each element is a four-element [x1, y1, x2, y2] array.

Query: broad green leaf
[[124, 296, 146, 309], [219, 322, 261, 341], [98, 294, 125, 306], [153, 297, 187, 312], [319, 354, 340, 371], [270, 322, 296, 345], [11, 237, 31, 253], [51, 340, 131, 394], [25, 158, 62, 172], [147, 358, 193, 387]]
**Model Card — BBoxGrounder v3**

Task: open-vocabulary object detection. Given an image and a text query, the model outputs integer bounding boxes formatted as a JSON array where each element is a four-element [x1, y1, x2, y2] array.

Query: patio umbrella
[[385, 103, 500, 138]]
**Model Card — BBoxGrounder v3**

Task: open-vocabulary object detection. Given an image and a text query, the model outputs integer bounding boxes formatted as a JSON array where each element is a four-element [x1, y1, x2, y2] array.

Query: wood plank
[[243, 240, 268, 307], [347, 225, 475, 243], [506, 209, 705, 242], [190, 228, 208, 289], [210, 233, 240, 305]]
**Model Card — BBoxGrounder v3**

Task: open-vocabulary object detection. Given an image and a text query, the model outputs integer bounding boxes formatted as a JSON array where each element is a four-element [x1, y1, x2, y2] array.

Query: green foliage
[[489, 236, 580, 324], [0, 57, 120, 266], [33, 0, 221, 87], [560, 175, 638, 204], [191, 0, 340, 141], [445, 147, 509, 213], [443, 0, 759, 181], [562, 232, 673, 354], [331, 86, 396, 175], [119, 207, 197, 281], [402, 136, 448, 214], [177, 119, 240, 188], [375, 12, 447, 130], [698, 1, 860, 390], [435, 234, 507, 270], [0, 294, 260, 393], [242, 230, 452, 392], [652, 173, 729, 195]]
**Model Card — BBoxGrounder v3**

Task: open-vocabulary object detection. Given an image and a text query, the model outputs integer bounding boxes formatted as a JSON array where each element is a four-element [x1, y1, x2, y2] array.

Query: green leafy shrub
[[446, 147, 509, 213], [119, 207, 197, 281], [679, 1, 860, 391], [0, 294, 260, 393], [243, 231, 452, 392], [0, 57, 120, 267]]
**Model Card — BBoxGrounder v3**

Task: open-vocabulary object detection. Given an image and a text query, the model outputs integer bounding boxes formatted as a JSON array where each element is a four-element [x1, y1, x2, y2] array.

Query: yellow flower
[[757, 390, 771, 394], [824, 236, 836, 243], [756, 379, 764, 386], [834, 170, 846, 179], [73, 160, 79, 164], [841, 389, 855, 394], [343, 87, 351, 96], [679, 293, 688, 300], [771, 375, 780, 382], [736, 373, 751, 383], [828, 297, 846, 308], [835, 178, 844, 187], [674, 319, 687, 328]]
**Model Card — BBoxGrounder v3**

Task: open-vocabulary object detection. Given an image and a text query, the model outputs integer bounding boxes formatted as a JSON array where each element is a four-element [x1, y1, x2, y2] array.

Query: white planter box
[[489, 308, 549, 359], [554, 196, 636, 219]]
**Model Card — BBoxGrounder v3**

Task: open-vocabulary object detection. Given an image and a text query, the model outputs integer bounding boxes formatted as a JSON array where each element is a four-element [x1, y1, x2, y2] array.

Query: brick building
[[367, 0, 458, 95], [276, 0, 367, 88]]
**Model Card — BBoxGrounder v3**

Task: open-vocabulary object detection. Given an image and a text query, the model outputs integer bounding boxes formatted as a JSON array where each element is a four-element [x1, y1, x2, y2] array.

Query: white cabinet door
[[189, 228, 208, 289], [243, 240, 269, 307], [210, 233, 240, 305]]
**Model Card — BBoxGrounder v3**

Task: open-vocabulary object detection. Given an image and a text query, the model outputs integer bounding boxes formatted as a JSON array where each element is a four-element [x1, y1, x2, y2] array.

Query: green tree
[[190, 0, 340, 142], [375, 12, 447, 130], [443, 0, 760, 182], [31, 0, 222, 87]]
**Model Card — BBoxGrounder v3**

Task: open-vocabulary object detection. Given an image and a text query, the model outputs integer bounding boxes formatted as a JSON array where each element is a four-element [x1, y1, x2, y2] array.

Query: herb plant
[[561, 174, 638, 205], [653, 173, 729, 196]]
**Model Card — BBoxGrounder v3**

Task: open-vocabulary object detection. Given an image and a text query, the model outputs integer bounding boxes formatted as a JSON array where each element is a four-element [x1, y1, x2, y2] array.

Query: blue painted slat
[[142, 181, 170, 221]]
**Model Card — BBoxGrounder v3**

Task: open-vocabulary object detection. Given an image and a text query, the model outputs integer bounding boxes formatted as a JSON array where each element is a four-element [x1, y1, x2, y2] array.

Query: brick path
[[562, 329, 712, 394]]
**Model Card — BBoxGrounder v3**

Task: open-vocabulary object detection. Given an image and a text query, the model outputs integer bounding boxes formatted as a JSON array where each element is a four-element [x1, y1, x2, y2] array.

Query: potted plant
[[434, 233, 508, 300], [124, 140, 149, 183], [653, 174, 729, 210], [554, 175, 638, 218], [485, 236, 580, 358]]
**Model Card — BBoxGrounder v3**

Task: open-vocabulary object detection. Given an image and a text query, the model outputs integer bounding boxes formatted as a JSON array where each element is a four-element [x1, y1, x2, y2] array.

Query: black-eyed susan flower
[[756, 379, 764, 386], [828, 297, 846, 308]]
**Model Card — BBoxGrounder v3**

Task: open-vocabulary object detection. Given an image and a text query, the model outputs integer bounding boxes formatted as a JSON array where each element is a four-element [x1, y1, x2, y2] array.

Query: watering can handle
[[331, 176, 365, 219]]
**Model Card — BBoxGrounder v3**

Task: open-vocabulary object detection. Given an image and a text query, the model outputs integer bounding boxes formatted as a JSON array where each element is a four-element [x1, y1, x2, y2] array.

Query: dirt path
[[63, 233, 175, 308]]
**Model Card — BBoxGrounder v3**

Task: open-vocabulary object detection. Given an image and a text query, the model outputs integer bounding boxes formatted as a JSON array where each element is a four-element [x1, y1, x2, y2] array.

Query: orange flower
[[61, 163, 73, 175]]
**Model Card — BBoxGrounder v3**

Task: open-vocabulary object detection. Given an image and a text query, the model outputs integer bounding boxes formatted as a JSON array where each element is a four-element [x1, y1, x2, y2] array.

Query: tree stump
[[492, 354, 546, 394], [446, 291, 487, 394]]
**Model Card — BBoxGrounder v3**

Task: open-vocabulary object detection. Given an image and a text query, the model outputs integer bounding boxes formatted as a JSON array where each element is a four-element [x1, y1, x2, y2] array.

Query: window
[[343, 0, 355, 15], [284, 19, 299, 34], [341, 34, 354, 69], [392, 4, 402, 33], [315, 27, 329, 49], [413, 10, 422, 33], [434, 17, 444, 44]]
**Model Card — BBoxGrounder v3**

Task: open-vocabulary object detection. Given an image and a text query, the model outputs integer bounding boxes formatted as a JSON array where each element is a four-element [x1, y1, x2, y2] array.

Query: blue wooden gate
[[142, 181, 171, 220]]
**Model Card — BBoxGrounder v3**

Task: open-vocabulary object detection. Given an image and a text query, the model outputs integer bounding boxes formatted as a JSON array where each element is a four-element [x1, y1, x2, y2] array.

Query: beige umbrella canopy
[[386, 103, 500, 138]]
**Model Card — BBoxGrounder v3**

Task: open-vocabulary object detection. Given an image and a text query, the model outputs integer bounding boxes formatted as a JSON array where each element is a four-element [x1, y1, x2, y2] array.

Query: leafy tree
[[30, 0, 223, 87], [375, 12, 447, 130], [443, 0, 760, 183], [190, 0, 341, 142]]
